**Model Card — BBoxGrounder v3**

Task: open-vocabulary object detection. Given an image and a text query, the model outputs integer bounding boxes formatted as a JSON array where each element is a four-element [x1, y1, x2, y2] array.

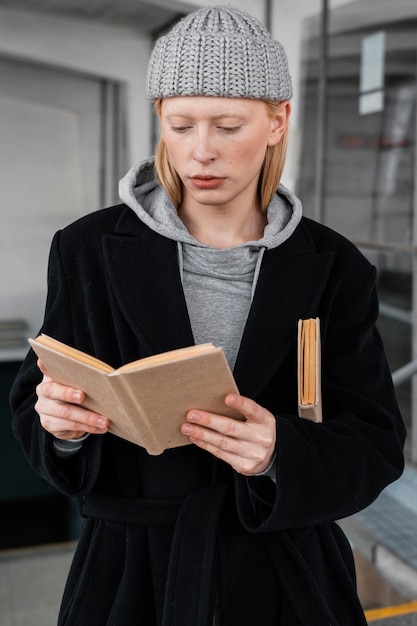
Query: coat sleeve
[[235, 258, 406, 532], [9, 231, 104, 496]]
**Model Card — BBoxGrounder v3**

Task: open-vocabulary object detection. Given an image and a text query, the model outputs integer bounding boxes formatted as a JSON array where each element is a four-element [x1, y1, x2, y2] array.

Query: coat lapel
[[233, 224, 334, 398], [102, 207, 194, 356]]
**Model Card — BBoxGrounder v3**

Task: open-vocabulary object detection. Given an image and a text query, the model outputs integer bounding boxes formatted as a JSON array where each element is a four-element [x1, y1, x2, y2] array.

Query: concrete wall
[[0, 7, 151, 164]]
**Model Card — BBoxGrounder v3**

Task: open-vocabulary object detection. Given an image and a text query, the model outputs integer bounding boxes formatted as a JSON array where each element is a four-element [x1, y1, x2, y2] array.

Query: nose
[[193, 130, 216, 164]]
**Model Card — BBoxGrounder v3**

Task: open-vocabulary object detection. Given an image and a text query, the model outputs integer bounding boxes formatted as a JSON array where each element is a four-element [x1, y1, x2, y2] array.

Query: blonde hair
[[153, 99, 289, 212]]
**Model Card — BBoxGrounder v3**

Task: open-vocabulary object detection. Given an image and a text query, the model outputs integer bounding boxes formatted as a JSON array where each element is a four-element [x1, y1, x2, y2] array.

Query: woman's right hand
[[35, 359, 109, 440]]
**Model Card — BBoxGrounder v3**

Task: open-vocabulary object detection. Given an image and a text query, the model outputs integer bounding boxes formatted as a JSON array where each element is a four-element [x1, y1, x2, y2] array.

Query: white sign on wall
[[359, 31, 386, 115]]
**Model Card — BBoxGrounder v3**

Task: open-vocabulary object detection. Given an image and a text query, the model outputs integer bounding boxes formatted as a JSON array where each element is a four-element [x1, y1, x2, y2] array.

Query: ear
[[267, 101, 291, 147]]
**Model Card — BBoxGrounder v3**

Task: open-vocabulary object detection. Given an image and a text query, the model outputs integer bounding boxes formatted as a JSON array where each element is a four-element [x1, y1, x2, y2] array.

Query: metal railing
[[392, 359, 417, 387]]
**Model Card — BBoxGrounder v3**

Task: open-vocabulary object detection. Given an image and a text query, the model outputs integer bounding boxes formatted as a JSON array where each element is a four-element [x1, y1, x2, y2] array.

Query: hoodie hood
[[119, 157, 303, 250]]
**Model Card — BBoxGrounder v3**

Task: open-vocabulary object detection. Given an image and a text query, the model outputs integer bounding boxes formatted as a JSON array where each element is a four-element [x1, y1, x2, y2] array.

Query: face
[[159, 96, 289, 214]]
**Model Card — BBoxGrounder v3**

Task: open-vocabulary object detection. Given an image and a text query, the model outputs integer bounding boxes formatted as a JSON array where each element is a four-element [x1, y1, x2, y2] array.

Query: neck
[[178, 201, 267, 249]]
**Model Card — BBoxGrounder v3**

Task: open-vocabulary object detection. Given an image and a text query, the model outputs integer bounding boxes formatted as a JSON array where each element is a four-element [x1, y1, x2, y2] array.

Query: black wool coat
[[10, 204, 406, 626]]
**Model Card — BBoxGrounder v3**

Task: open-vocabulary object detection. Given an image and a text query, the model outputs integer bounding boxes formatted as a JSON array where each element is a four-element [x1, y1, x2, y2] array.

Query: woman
[[10, 6, 405, 625]]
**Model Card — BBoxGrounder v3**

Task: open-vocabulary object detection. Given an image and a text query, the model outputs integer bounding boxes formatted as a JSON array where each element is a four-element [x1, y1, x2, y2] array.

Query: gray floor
[[373, 618, 417, 626], [339, 464, 417, 607], [0, 543, 74, 626]]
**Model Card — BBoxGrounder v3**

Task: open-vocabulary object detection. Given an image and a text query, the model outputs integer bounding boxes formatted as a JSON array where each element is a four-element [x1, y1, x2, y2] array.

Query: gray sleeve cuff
[[53, 433, 90, 458], [254, 452, 276, 484]]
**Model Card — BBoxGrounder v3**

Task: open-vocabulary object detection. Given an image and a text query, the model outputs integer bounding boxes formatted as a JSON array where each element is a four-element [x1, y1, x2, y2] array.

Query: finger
[[183, 418, 272, 461], [182, 415, 246, 450], [187, 432, 270, 475], [225, 393, 274, 424], [184, 406, 275, 447], [184, 409, 247, 440], [40, 377, 86, 405], [37, 396, 108, 430], [37, 401, 109, 437], [35, 378, 108, 435]]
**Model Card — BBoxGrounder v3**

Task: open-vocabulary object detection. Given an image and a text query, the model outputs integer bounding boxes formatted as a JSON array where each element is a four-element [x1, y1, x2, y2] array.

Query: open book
[[297, 318, 322, 423], [29, 335, 241, 455]]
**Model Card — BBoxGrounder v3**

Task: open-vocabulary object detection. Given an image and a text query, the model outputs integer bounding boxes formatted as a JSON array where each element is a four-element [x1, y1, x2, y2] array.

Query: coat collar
[[102, 206, 334, 398]]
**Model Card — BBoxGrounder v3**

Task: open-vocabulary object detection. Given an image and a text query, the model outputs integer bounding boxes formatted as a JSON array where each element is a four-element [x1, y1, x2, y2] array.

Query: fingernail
[[182, 424, 192, 434], [188, 412, 200, 422], [97, 417, 107, 428], [72, 391, 82, 403]]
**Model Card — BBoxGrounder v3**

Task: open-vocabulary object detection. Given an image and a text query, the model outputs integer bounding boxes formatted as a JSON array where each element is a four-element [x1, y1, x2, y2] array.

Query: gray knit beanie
[[146, 6, 292, 101]]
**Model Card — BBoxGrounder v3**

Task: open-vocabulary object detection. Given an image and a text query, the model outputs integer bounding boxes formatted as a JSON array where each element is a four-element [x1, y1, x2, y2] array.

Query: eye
[[171, 125, 191, 133], [219, 126, 240, 133]]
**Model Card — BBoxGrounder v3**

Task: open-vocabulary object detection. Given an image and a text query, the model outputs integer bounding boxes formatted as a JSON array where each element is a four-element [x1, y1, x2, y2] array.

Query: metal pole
[[265, 0, 272, 32], [411, 61, 417, 464], [314, 0, 329, 223]]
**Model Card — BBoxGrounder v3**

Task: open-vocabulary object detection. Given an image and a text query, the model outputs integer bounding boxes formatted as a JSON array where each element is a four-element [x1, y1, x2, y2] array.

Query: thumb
[[37, 358, 52, 382]]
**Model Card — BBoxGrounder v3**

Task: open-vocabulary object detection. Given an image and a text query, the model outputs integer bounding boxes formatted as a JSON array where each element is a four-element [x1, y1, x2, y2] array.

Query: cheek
[[163, 139, 186, 169], [231, 140, 268, 170]]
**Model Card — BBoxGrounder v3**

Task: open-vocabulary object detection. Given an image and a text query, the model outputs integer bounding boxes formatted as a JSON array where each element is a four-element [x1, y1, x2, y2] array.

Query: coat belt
[[80, 484, 234, 626], [80, 488, 364, 625], [80, 491, 184, 527]]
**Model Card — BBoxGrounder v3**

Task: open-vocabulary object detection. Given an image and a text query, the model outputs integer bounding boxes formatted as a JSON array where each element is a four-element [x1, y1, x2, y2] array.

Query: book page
[[115, 343, 215, 374], [301, 319, 317, 405], [31, 335, 113, 373], [297, 318, 322, 423]]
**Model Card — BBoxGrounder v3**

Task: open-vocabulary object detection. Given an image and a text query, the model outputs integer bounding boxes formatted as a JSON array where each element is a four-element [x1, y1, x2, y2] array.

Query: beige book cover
[[29, 335, 241, 455], [297, 318, 323, 423]]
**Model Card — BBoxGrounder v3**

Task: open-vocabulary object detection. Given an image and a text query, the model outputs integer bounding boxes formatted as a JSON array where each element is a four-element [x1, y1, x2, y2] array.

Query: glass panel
[[373, 250, 412, 439], [297, 7, 416, 445], [298, 25, 416, 249]]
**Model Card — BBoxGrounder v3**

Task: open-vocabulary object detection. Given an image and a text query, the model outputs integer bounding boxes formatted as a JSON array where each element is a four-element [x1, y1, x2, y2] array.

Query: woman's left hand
[[181, 393, 276, 475]]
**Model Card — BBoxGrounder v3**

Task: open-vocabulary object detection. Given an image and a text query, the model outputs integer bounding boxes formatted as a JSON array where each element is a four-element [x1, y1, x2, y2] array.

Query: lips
[[190, 175, 225, 189]]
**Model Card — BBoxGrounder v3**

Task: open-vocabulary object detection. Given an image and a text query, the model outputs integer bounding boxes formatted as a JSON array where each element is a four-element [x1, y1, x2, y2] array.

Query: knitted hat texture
[[146, 6, 292, 101]]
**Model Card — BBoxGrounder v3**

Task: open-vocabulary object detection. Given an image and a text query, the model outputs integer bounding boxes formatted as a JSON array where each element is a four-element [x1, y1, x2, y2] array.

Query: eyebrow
[[165, 112, 244, 121]]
